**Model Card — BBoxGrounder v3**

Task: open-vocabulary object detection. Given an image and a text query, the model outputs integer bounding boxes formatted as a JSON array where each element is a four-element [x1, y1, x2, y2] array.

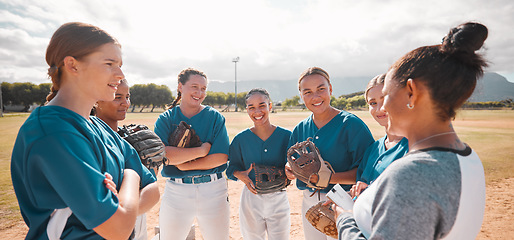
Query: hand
[[349, 181, 368, 198], [201, 142, 212, 156], [332, 203, 347, 219], [234, 164, 257, 194], [322, 199, 344, 219], [284, 162, 296, 180], [103, 173, 118, 197]]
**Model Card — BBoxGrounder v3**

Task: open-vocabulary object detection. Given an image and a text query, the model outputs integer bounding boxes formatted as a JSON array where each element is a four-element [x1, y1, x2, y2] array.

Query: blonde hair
[[364, 74, 386, 101]]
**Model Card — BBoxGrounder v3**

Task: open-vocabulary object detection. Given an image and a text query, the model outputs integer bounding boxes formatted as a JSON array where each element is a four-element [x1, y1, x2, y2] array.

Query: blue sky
[[1, 0, 513, 92]]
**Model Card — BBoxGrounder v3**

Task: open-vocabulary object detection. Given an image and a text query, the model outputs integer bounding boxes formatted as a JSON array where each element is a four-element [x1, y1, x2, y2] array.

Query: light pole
[[232, 56, 239, 112]]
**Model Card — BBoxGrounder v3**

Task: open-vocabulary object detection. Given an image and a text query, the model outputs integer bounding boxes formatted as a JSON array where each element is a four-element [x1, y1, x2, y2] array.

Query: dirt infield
[[2, 110, 513, 239], [2, 177, 513, 239]]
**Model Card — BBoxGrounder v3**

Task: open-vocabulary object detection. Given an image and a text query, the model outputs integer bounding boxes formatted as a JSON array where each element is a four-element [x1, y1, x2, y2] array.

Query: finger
[[355, 186, 363, 197], [247, 163, 254, 172], [104, 172, 113, 180], [247, 182, 258, 194], [249, 186, 258, 194], [285, 170, 295, 180], [332, 204, 342, 219], [356, 183, 368, 197], [287, 172, 296, 180], [104, 179, 116, 189], [323, 199, 333, 206], [103, 180, 117, 195]]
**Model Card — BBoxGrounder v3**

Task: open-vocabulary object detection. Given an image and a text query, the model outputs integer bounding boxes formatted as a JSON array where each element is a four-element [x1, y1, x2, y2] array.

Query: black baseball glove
[[118, 124, 167, 169], [253, 164, 290, 194]]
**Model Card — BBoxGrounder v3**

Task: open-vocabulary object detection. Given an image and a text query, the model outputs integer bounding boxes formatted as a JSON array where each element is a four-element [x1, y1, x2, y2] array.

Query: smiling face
[[75, 43, 124, 102], [96, 80, 130, 123], [382, 69, 411, 136], [367, 83, 388, 127], [246, 92, 272, 126], [299, 74, 333, 115], [178, 74, 207, 108]]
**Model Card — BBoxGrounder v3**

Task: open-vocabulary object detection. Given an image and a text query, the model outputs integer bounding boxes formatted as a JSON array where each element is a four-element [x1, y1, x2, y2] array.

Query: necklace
[[410, 131, 457, 150]]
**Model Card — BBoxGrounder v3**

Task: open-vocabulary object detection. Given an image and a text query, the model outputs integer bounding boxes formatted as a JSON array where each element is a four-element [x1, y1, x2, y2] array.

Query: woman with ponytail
[[154, 68, 231, 240], [334, 22, 489, 239], [11, 22, 156, 240]]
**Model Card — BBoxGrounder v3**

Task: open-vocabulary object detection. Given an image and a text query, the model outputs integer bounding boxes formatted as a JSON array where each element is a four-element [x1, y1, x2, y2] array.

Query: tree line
[[1, 82, 513, 113], [0, 82, 248, 112], [280, 91, 367, 110]]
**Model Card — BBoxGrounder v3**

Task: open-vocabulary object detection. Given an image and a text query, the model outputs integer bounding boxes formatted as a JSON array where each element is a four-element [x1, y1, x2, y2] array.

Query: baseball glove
[[118, 124, 167, 169], [253, 164, 291, 194], [168, 121, 202, 148], [306, 202, 338, 238], [286, 137, 334, 189]]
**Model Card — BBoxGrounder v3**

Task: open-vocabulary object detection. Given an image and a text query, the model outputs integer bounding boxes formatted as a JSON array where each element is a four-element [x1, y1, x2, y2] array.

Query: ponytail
[[45, 65, 61, 103], [167, 91, 182, 110]]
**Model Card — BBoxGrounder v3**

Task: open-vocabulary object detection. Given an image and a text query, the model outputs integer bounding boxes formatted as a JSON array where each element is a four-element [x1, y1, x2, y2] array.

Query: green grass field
[[1, 109, 513, 226]]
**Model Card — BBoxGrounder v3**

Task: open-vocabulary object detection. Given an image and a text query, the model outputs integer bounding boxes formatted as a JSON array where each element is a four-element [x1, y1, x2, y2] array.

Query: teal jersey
[[154, 105, 230, 178], [11, 106, 156, 239], [226, 126, 292, 183], [356, 136, 409, 185], [288, 111, 374, 192]]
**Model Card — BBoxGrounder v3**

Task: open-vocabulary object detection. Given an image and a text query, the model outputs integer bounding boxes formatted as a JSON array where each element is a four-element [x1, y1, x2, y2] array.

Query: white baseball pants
[[239, 187, 290, 240], [133, 213, 147, 240], [159, 178, 230, 240]]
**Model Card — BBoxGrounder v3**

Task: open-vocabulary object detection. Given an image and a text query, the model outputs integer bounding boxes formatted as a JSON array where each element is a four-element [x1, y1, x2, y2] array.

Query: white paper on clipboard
[[326, 184, 354, 210]]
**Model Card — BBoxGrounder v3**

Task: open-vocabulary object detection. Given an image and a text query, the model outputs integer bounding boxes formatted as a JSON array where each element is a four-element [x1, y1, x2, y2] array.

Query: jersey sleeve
[[154, 112, 172, 146], [119, 136, 156, 188], [345, 118, 374, 170], [226, 135, 245, 181], [29, 133, 118, 229], [339, 157, 458, 239], [207, 113, 229, 155], [356, 144, 374, 183], [336, 214, 367, 240], [287, 125, 301, 150]]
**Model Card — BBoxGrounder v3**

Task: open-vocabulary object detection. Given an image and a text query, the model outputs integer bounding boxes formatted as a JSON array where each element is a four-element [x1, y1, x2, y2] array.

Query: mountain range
[[207, 72, 514, 102]]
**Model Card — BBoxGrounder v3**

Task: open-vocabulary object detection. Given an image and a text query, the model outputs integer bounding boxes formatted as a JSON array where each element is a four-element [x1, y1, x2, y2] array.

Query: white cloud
[[1, 0, 513, 88]]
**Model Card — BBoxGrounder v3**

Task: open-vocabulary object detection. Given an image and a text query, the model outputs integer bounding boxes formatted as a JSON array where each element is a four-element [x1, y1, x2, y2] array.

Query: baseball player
[[94, 78, 160, 240], [10, 22, 156, 239], [154, 68, 230, 240], [226, 88, 291, 240], [285, 67, 374, 240], [349, 74, 409, 198]]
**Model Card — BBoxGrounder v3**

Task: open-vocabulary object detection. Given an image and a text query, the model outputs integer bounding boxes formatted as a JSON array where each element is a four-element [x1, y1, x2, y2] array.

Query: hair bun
[[442, 22, 488, 53]]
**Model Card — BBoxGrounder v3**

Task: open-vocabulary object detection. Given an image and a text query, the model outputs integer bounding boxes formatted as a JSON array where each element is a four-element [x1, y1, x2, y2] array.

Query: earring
[[407, 103, 414, 109]]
